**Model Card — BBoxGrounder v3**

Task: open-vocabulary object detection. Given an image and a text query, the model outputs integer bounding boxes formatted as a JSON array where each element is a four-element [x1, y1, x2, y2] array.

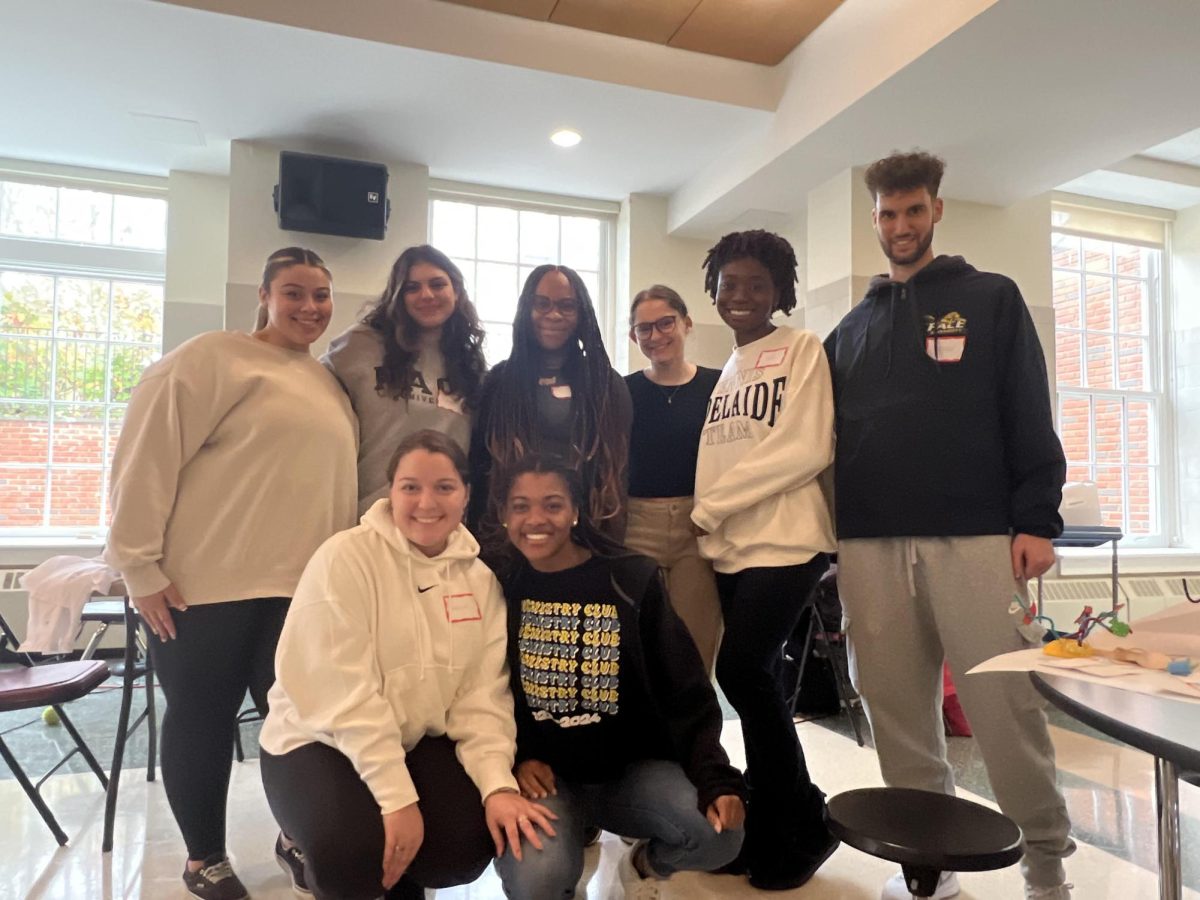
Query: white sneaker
[[607, 842, 662, 900], [881, 869, 960, 899], [1025, 884, 1073, 899]]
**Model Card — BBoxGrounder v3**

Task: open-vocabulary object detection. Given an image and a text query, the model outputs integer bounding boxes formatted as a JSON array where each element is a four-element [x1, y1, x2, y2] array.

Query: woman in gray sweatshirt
[[323, 244, 489, 515]]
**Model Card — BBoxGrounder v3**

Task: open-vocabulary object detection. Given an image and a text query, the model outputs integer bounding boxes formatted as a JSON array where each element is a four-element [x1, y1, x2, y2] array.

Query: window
[[0, 177, 166, 535], [1052, 229, 1164, 542], [429, 192, 613, 367]]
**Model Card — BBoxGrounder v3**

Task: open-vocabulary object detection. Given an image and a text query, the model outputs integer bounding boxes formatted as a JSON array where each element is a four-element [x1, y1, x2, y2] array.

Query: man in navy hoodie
[[824, 151, 1074, 900]]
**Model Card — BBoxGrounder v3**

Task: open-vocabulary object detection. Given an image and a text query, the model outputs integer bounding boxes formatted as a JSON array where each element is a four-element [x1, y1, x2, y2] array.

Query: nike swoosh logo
[[417, 585, 435, 593]]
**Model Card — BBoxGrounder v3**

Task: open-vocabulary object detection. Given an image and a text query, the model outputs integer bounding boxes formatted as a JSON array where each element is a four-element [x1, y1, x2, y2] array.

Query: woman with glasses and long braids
[[324, 244, 487, 515], [692, 230, 839, 891], [467, 264, 631, 545], [624, 285, 723, 675], [105, 247, 357, 900]]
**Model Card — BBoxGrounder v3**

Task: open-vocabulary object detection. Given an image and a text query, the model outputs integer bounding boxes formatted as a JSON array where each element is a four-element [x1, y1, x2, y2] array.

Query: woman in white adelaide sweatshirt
[[104, 247, 358, 900], [259, 430, 556, 900], [691, 231, 838, 892]]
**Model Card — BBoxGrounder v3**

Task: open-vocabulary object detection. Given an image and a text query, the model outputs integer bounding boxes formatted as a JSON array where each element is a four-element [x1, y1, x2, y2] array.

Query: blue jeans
[[494, 759, 743, 900]]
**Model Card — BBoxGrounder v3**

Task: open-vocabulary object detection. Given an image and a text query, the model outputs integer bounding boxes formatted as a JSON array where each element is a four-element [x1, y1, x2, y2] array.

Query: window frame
[[0, 169, 166, 540], [427, 181, 619, 367], [1051, 223, 1173, 547]]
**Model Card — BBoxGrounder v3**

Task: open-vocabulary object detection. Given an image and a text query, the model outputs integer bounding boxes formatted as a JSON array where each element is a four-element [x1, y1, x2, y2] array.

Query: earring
[[501, 522, 508, 529], [572, 518, 578, 527]]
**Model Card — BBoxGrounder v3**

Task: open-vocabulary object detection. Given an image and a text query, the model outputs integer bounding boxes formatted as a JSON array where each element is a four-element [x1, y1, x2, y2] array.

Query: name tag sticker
[[550, 384, 573, 400], [755, 348, 787, 369], [444, 593, 481, 623], [925, 335, 966, 363], [435, 391, 464, 414]]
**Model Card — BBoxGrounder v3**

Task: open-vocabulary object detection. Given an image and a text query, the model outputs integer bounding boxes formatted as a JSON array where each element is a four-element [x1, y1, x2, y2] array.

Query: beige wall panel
[[550, 0, 699, 44], [669, 0, 844, 65], [438, 0, 556, 21]]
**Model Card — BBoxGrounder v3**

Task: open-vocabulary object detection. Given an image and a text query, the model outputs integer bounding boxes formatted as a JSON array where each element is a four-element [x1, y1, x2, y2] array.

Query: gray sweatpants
[[837, 535, 1075, 888]]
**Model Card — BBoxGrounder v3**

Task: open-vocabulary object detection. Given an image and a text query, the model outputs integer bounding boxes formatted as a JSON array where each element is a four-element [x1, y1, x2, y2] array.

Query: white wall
[[620, 194, 728, 371], [164, 170, 229, 351]]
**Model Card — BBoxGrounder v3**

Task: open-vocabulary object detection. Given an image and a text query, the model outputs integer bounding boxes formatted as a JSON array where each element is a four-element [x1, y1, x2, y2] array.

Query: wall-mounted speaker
[[273, 151, 390, 241]]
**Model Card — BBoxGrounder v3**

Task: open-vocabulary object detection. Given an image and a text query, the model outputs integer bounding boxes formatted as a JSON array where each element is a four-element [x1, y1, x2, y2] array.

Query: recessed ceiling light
[[550, 129, 582, 148]]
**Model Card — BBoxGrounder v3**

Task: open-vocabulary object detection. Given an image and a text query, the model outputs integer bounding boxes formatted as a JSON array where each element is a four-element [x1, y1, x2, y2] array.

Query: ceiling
[[437, 0, 845, 65], [2, 0, 1199, 237]]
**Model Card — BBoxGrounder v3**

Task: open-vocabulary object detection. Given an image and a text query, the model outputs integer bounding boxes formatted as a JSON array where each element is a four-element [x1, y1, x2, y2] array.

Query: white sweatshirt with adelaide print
[[692, 325, 837, 574]]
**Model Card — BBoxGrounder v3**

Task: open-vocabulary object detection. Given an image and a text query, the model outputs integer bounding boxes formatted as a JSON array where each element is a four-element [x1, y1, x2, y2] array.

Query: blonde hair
[[255, 247, 331, 331]]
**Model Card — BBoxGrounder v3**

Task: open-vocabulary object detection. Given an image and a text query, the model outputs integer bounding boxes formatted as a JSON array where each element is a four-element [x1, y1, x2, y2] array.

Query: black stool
[[826, 787, 1023, 898]]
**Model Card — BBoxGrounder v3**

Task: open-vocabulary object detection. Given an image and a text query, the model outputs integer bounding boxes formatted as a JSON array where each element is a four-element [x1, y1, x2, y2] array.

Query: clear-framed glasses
[[532, 296, 580, 317], [631, 315, 679, 340]]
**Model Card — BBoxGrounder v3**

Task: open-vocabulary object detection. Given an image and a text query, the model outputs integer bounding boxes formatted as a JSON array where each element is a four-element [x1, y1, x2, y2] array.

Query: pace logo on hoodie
[[924, 311, 967, 363]]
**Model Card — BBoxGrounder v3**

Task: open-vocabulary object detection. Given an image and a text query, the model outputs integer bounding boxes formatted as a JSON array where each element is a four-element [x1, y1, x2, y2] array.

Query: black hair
[[488, 454, 627, 573], [701, 230, 798, 316], [863, 150, 947, 199], [361, 244, 487, 411]]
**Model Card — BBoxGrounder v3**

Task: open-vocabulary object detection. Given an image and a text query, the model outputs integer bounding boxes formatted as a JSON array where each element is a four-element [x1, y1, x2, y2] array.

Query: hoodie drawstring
[[905, 538, 918, 597]]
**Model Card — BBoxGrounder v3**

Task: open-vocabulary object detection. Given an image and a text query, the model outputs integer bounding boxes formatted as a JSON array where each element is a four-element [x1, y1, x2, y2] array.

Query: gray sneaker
[[182, 854, 249, 900]]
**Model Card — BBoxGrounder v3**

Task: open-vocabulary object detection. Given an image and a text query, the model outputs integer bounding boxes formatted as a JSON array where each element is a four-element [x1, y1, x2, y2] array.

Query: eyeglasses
[[631, 316, 679, 340], [532, 296, 580, 317]]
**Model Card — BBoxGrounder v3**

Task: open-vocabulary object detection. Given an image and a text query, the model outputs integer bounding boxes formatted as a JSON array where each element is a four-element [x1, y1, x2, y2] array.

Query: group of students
[[103, 150, 1074, 900]]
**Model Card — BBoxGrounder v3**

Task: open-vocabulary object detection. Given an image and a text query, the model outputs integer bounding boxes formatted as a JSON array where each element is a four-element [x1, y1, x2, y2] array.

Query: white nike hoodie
[[260, 498, 518, 814]]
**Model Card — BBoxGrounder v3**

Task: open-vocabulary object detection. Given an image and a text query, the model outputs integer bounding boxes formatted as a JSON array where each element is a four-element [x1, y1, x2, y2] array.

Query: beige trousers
[[625, 496, 723, 675]]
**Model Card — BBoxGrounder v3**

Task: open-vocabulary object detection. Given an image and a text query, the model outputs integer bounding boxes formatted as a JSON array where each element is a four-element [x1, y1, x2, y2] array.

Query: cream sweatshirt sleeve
[[692, 329, 835, 533], [444, 573, 520, 801], [275, 543, 418, 814], [105, 346, 230, 597]]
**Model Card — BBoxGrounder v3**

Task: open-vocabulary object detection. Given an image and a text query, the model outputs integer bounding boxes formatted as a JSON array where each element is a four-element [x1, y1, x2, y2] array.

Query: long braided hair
[[701, 229, 799, 315], [361, 244, 487, 411], [481, 264, 627, 535]]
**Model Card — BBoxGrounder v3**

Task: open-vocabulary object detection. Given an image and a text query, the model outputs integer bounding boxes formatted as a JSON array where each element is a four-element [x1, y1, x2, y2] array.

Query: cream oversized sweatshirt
[[105, 331, 357, 603], [259, 499, 519, 814], [692, 325, 836, 573]]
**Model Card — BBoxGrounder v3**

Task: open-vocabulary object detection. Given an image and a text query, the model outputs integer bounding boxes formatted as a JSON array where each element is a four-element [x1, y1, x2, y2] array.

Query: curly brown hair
[[863, 150, 946, 200]]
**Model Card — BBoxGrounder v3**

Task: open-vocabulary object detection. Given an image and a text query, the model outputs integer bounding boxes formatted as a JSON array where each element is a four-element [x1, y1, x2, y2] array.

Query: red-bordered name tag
[[444, 593, 481, 623], [755, 347, 787, 368]]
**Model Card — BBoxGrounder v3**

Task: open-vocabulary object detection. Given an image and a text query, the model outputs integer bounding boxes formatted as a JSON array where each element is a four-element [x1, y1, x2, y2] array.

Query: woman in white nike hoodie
[[260, 430, 555, 900]]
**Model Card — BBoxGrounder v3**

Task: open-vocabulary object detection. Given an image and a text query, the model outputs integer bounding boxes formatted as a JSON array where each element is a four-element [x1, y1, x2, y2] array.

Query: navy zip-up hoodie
[[823, 255, 1065, 540]]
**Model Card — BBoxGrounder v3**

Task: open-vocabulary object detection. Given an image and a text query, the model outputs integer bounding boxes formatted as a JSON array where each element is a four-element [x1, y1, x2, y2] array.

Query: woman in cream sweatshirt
[[692, 230, 838, 892], [260, 430, 555, 900], [105, 247, 358, 900]]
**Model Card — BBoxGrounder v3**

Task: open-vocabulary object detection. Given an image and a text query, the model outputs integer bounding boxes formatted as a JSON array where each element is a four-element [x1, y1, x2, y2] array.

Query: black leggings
[[715, 556, 829, 871], [260, 736, 494, 900], [149, 596, 289, 860]]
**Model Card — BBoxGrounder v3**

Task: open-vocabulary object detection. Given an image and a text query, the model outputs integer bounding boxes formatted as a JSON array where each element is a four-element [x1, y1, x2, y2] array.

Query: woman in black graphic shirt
[[490, 456, 745, 899]]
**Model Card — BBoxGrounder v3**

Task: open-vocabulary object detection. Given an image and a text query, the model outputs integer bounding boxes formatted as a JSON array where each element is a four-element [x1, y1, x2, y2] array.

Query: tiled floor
[[3, 694, 1198, 899]]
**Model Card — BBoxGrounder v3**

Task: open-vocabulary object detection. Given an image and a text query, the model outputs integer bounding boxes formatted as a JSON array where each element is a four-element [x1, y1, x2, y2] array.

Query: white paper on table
[[1082, 663, 1143, 677], [967, 647, 1200, 704], [1039, 657, 1105, 669]]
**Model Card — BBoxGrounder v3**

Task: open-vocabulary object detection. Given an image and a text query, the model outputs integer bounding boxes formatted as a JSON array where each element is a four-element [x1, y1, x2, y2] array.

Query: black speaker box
[[273, 151, 390, 240]]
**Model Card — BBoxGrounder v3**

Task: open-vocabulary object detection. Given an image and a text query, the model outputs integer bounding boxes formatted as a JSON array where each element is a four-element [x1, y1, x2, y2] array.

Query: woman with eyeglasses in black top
[[468, 264, 632, 546], [624, 285, 722, 674]]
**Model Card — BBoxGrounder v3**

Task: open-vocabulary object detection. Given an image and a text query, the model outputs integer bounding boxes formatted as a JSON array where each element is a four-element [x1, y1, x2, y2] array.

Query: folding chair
[[0, 612, 109, 845], [787, 572, 866, 746]]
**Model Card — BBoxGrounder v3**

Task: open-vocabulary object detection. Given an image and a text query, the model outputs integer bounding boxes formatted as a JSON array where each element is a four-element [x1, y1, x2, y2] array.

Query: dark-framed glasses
[[532, 296, 580, 317], [632, 315, 679, 340]]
